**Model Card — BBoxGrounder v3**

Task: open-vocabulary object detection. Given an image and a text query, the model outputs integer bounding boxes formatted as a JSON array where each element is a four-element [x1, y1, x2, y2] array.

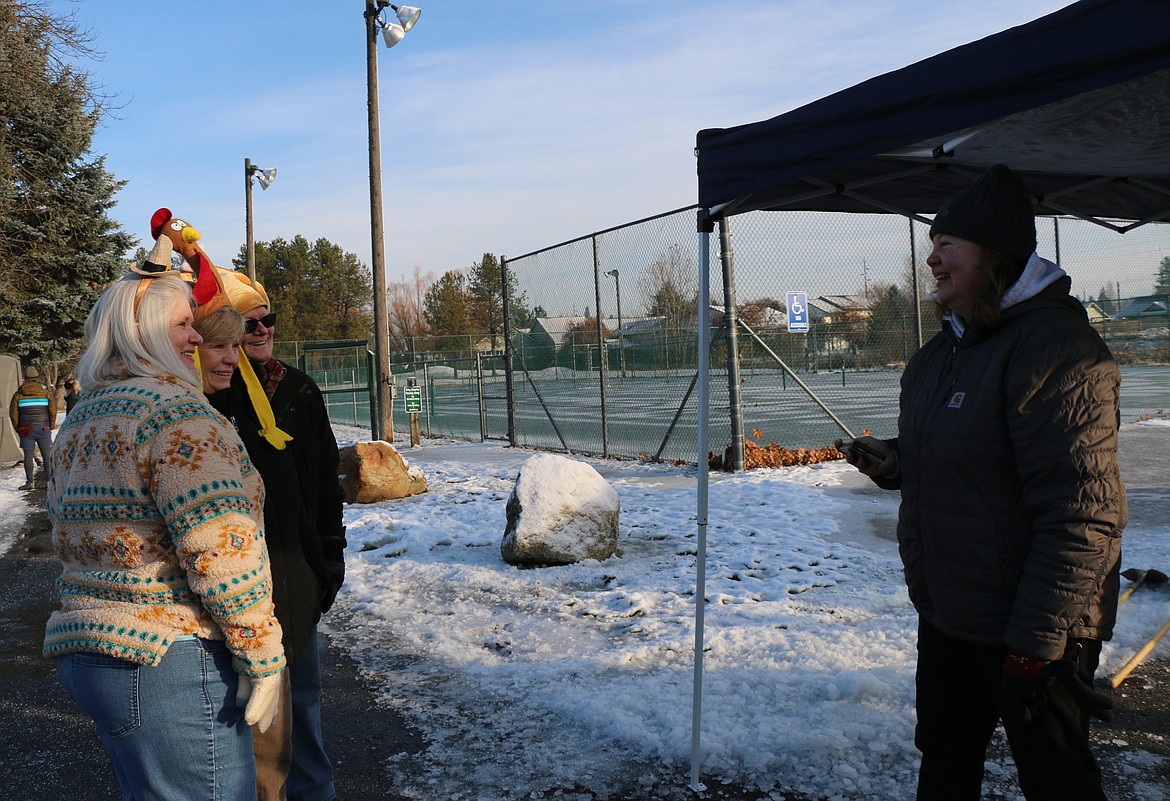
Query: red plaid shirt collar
[[255, 357, 287, 399]]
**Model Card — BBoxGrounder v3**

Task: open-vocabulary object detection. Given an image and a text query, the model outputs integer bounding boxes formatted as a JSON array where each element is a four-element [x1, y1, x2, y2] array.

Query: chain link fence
[[275, 210, 1168, 463], [500, 207, 1169, 466]]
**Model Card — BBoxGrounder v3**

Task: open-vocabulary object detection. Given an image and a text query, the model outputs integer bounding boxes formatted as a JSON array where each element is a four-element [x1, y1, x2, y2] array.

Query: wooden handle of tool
[[1118, 575, 1147, 604], [1110, 616, 1170, 688]]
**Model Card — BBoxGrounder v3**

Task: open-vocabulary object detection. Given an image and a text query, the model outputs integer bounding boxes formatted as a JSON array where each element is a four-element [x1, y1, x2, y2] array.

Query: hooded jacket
[[10, 378, 57, 431], [883, 255, 1126, 661]]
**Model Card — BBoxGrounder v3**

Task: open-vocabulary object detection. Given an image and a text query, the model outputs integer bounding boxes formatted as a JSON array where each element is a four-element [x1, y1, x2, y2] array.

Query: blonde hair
[[75, 273, 200, 392], [195, 306, 245, 348]]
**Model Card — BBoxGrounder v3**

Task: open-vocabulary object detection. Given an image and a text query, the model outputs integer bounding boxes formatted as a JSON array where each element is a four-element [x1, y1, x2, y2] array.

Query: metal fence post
[[367, 349, 379, 440], [718, 218, 744, 471], [501, 255, 517, 447], [423, 361, 432, 437], [475, 352, 487, 442], [593, 235, 610, 458]]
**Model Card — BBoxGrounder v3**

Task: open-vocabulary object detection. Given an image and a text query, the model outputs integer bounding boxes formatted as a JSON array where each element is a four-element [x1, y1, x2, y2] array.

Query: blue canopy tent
[[687, 0, 1170, 788]]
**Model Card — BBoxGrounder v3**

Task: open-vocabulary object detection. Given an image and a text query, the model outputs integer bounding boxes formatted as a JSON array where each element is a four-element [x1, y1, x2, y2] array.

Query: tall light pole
[[244, 158, 277, 283], [364, 1, 421, 441], [605, 269, 626, 377]]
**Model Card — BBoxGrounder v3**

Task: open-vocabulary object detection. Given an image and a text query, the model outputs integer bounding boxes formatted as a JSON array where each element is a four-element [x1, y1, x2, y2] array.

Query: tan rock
[[338, 441, 427, 504]]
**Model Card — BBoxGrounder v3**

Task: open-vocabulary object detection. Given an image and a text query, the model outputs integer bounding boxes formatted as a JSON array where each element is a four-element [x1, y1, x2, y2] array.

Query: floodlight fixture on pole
[[364, 0, 422, 441], [392, 3, 421, 30], [605, 269, 627, 377], [245, 158, 278, 284], [255, 167, 277, 190], [373, 1, 421, 47]]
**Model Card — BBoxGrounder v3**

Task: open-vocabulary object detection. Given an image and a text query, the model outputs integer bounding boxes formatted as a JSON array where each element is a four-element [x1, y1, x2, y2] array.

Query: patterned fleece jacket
[[43, 375, 285, 678]]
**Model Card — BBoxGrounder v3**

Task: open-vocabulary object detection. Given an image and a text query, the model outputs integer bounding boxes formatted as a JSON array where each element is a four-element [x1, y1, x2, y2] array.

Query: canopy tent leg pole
[[690, 227, 711, 792]]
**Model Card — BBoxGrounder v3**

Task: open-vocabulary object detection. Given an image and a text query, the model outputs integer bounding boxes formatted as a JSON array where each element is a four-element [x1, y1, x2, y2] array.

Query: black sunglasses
[[244, 313, 276, 334]]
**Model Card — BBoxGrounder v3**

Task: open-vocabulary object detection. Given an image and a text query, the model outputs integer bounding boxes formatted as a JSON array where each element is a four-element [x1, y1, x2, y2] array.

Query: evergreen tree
[[1156, 255, 1170, 290], [0, 2, 131, 370], [423, 270, 469, 337], [239, 236, 373, 342], [864, 284, 915, 366], [466, 253, 532, 347]]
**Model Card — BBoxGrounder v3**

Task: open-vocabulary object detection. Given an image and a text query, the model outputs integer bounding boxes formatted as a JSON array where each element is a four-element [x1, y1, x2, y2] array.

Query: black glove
[[320, 561, 345, 614], [1001, 650, 1053, 723], [834, 436, 898, 479], [1001, 649, 1114, 723], [1045, 657, 1115, 722]]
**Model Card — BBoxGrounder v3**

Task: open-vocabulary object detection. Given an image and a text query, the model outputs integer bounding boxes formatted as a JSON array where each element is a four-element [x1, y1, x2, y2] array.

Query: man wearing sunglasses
[[220, 271, 347, 801], [245, 311, 278, 335]]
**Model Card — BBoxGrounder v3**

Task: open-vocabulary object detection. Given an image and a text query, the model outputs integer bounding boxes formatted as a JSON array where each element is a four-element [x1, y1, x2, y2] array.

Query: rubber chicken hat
[[151, 208, 292, 450]]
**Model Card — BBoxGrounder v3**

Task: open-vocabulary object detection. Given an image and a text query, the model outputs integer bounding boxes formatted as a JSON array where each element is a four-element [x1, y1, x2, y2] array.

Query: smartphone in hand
[[838, 439, 883, 462]]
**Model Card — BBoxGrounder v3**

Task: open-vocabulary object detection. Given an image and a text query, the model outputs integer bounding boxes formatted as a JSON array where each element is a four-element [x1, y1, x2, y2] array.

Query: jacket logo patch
[[947, 392, 966, 408]]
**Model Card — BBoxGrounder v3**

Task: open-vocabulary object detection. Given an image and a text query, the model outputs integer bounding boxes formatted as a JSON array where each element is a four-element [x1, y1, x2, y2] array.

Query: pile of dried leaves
[[707, 429, 855, 471]]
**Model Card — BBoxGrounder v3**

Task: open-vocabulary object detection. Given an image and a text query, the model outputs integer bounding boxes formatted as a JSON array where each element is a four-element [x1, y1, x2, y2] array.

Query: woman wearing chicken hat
[[212, 264, 343, 799], [44, 235, 285, 800], [218, 267, 347, 801], [195, 267, 329, 801], [155, 208, 327, 799], [837, 165, 1125, 800], [169, 207, 340, 801]]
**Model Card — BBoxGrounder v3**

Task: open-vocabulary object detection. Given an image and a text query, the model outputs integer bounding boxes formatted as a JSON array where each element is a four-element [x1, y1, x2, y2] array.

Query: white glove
[[236, 671, 283, 733]]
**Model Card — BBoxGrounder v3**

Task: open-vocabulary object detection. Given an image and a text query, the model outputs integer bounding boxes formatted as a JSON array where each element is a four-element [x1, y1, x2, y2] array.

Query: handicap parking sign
[[787, 291, 809, 333]]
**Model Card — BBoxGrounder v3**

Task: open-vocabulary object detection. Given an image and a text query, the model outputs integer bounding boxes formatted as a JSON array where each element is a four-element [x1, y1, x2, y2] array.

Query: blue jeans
[[56, 637, 257, 801], [285, 626, 335, 801], [19, 424, 52, 483]]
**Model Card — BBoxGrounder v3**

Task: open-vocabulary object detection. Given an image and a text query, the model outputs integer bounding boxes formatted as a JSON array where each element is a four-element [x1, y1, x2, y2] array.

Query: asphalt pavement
[[1, 423, 1168, 800]]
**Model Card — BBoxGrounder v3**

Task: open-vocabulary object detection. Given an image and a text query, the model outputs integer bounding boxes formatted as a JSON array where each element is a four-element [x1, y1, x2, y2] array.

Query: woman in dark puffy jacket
[[838, 165, 1125, 801]]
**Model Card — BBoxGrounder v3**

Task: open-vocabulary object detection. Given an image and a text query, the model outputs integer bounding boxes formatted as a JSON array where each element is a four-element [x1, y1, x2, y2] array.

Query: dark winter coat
[[208, 384, 322, 664], [10, 379, 57, 431], [242, 362, 347, 613], [880, 275, 1125, 661]]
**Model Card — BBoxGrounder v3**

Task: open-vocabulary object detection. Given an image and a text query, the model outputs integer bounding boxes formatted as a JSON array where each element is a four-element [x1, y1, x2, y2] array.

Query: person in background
[[220, 271, 347, 801], [54, 377, 67, 415], [837, 164, 1124, 801], [196, 299, 325, 801], [9, 365, 55, 491], [63, 377, 81, 414], [44, 263, 286, 800]]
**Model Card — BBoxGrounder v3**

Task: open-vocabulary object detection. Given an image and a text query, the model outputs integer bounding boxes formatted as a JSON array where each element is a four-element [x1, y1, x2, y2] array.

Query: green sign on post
[[404, 385, 422, 414]]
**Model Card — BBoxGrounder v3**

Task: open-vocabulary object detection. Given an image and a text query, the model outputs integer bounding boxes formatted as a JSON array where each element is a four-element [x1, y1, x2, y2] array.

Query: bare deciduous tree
[[388, 266, 434, 354]]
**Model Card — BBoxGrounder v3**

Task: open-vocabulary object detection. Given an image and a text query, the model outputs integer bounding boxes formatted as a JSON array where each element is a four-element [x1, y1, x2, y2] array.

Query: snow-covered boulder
[[338, 441, 427, 504], [501, 453, 619, 567]]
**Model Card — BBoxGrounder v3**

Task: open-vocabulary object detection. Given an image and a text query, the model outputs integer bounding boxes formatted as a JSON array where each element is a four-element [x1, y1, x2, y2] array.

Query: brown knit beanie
[[929, 164, 1037, 264]]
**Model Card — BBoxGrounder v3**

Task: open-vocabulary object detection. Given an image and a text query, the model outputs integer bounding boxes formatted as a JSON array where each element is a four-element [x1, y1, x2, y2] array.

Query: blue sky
[[54, 0, 1075, 285]]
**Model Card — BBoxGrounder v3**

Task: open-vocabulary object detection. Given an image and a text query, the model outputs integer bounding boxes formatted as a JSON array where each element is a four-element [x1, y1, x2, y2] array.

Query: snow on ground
[[321, 419, 1170, 801], [4, 418, 1168, 800]]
